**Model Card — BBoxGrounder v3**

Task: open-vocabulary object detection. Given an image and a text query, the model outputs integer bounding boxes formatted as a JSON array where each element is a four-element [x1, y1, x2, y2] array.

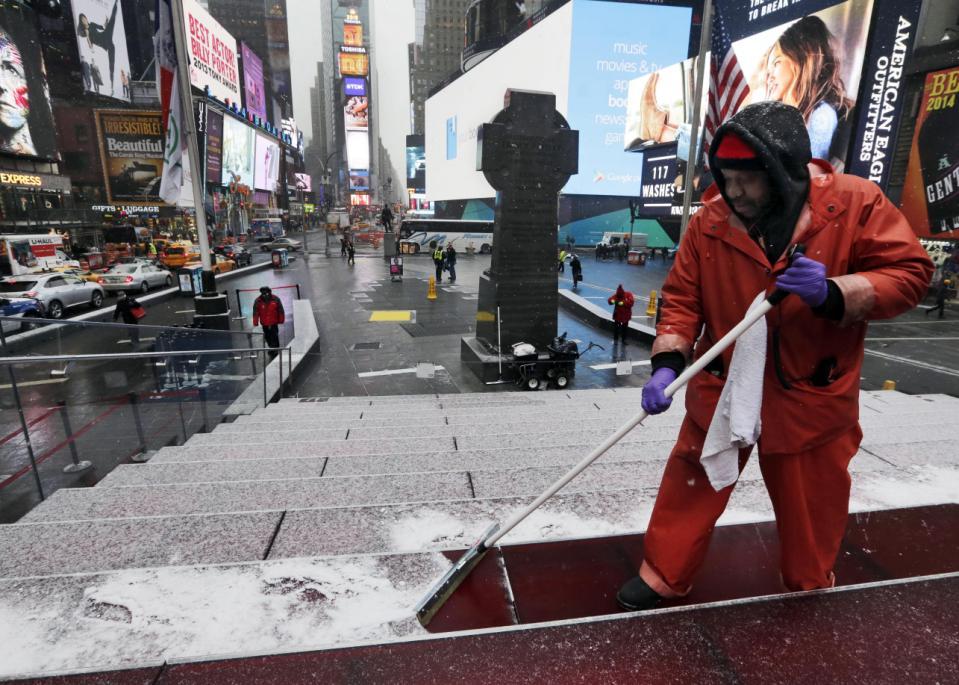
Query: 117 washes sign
[[182, 0, 241, 103]]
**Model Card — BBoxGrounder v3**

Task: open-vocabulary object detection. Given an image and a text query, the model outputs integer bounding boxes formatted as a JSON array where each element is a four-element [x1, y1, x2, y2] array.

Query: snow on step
[[860, 423, 958, 446], [187, 428, 348, 443], [861, 440, 959, 469], [0, 553, 444, 679], [98, 458, 328, 487], [146, 439, 454, 463], [0, 512, 281, 580], [182, 434, 455, 454], [20, 472, 472, 523], [321, 442, 677, 477]]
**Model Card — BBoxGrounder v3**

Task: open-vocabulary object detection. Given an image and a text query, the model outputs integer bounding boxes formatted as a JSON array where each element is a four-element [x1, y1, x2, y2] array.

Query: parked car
[[0, 296, 44, 333], [54, 266, 106, 283], [0, 274, 104, 319], [184, 254, 235, 274], [259, 237, 302, 252], [98, 263, 174, 294], [217, 244, 253, 267]]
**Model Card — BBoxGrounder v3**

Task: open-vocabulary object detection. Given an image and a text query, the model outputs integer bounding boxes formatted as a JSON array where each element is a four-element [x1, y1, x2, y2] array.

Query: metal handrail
[[0, 346, 281, 364], [0, 315, 265, 338]]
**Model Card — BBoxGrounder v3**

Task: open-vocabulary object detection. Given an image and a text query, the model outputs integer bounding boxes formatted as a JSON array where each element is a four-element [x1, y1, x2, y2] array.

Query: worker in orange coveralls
[[616, 102, 933, 611]]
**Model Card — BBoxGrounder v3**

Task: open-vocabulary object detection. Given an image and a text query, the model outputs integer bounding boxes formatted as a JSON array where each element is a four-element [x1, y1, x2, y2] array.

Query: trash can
[[627, 250, 647, 266], [177, 265, 203, 295], [271, 248, 289, 268]]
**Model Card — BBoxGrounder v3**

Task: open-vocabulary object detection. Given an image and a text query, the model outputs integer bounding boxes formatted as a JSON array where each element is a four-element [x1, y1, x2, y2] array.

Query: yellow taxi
[[159, 242, 199, 269], [184, 254, 235, 274]]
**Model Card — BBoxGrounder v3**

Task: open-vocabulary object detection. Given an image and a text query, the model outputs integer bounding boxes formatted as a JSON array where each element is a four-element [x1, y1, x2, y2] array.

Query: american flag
[[704, 7, 750, 152]]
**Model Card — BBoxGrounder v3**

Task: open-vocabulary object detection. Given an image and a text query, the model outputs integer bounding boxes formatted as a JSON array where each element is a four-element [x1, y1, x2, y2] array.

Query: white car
[[98, 263, 174, 294], [0, 274, 104, 319], [260, 237, 303, 252]]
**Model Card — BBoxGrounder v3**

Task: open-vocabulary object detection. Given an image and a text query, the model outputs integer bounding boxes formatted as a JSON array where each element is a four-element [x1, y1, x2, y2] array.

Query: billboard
[[637, 143, 679, 216], [624, 59, 695, 152], [900, 67, 959, 239], [94, 109, 165, 205], [0, 5, 59, 159], [344, 77, 366, 97], [344, 22, 363, 47], [294, 173, 311, 192], [240, 42, 267, 120], [424, 0, 694, 200], [183, 0, 241, 103], [406, 134, 425, 193], [71, 0, 132, 102], [221, 115, 254, 186], [350, 169, 369, 191], [346, 129, 369, 170], [254, 133, 280, 191], [205, 108, 223, 185], [339, 51, 369, 77], [344, 96, 369, 129]]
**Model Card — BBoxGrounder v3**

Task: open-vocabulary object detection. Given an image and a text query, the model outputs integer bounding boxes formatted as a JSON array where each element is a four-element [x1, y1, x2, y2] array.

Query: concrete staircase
[[1, 388, 958, 680]]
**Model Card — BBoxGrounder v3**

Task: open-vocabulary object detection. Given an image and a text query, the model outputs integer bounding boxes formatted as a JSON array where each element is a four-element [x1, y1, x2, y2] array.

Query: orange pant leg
[[641, 416, 753, 596], [758, 425, 862, 591]]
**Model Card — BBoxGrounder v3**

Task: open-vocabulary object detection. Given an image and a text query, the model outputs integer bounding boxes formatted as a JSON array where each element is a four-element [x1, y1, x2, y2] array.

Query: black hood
[[709, 102, 811, 263]]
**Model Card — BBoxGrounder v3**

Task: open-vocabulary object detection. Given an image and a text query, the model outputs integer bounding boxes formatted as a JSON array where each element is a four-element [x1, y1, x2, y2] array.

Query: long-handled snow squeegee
[[415, 248, 803, 627]]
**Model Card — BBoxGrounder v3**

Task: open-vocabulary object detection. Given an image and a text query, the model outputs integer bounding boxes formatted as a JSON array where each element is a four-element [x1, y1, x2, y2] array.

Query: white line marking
[[116, 337, 157, 345], [869, 319, 958, 326], [865, 348, 959, 378], [590, 360, 652, 370], [175, 309, 195, 314], [357, 365, 445, 378], [866, 337, 959, 341], [0, 378, 69, 389]]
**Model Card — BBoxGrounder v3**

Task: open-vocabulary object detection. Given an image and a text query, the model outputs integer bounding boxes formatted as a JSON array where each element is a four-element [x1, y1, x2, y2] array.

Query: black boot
[[616, 576, 663, 611]]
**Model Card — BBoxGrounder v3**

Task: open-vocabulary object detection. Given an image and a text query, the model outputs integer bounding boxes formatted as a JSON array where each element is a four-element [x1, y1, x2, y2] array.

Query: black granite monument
[[462, 89, 579, 381]]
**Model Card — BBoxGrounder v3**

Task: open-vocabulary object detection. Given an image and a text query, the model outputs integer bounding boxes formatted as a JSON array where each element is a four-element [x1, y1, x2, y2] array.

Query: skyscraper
[[207, 0, 294, 122]]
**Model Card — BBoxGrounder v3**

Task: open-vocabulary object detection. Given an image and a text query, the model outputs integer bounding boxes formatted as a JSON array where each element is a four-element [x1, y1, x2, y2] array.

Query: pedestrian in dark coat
[[113, 291, 142, 344], [347, 241, 356, 266], [445, 244, 457, 283], [253, 286, 285, 354], [570, 254, 583, 289], [926, 279, 951, 318]]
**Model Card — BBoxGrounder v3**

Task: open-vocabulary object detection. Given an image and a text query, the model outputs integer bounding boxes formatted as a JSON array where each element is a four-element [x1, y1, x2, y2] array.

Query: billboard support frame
[[679, 0, 712, 244]]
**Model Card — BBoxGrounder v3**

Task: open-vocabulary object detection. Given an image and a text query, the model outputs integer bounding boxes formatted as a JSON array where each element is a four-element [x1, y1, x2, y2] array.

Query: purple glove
[[642, 367, 678, 414], [774, 254, 828, 307]]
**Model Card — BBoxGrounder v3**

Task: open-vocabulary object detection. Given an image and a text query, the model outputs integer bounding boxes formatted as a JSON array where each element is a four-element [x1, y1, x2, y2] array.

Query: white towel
[[701, 292, 767, 492]]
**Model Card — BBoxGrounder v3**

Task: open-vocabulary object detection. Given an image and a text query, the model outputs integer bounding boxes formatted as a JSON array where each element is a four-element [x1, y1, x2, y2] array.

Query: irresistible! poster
[[94, 109, 165, 205]]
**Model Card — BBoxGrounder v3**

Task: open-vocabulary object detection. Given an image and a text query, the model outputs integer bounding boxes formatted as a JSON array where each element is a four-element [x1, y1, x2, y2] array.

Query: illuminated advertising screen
[[425, 0, 694, 199], [294, 173, 311, 192], [624, 60, 692, 152], [254, 133, 280, 191], [94, 109, 165, 205], [344, 23, 363, 47], [344, 96, 369, 129], [221, 115, 255, 186], [0, 5, 59, 159], [240, 42, 267, 120], [72, 0, 132, 102], [346, 129, 369, 170], [339, 51, 369, 77], [406, 134, 425, 193], [205, 109, 223, 185], [183, 0, 241, 103], [900, 66, 959, 239], [344, 77, 366, 97], [350, 193, 370, 206], [349, 169, 369, 191]]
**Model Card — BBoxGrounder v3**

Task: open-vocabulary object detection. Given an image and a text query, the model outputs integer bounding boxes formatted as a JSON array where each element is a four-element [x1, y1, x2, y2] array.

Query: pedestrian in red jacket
[[608, 284, 634, 344], [252, 286, 285, 353]]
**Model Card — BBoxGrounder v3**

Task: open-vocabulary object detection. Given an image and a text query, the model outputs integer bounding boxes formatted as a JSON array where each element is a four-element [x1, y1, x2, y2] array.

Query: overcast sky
[[287, 0, 414, 191]]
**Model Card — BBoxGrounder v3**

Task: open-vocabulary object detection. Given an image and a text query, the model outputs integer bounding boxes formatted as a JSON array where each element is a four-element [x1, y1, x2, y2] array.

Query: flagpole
[[169, 0, 214, 283], [679, 0, 713, 244]]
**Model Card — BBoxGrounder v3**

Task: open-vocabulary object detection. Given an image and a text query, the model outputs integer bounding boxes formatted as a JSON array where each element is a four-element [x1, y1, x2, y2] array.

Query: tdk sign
[[344, 78, 366, 97]]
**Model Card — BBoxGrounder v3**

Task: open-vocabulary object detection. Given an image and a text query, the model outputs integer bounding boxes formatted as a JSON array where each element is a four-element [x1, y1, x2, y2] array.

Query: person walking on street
[[340, 236, 347, 258], [432, 244, 445, 283], [113, 291, 143, 345], [558, 249, 567, 273], [346, 241, 356, 266], [608, 284, 634, 344], [380, 205, 394, 233], [445, 244, 457, 283], [570, 253, 583, 290], [616, 102, 932, 613], [926, 278, 951, 318], [252, 286, 285, 356]]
